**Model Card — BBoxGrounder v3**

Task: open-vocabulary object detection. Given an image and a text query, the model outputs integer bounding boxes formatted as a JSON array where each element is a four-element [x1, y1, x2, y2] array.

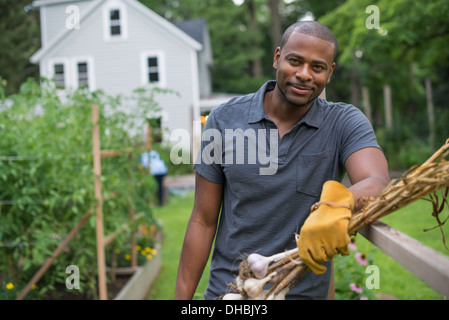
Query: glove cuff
[[317, 180, 354, 211], [310, 200, 351, 212]]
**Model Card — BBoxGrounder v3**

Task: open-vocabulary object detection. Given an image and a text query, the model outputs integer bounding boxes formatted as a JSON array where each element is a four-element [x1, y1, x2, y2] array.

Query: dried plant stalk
[[227, 138, 449, 300]]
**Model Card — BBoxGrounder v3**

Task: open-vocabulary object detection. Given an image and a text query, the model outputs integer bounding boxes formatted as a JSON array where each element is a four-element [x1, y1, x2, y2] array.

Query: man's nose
[[295, 65, 312, 82]]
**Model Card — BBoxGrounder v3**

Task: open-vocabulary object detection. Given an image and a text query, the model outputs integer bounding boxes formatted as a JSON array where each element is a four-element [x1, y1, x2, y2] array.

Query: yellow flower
[[145, 247, 151, 253], [146, 254, 153, 260], [6, 282, 14, 290], [136, 245, 142, 252], [31, 284, 36, 290], [124, 253, 131, 260], [151, 249, 158, 255], [140, 250, 146, 256]]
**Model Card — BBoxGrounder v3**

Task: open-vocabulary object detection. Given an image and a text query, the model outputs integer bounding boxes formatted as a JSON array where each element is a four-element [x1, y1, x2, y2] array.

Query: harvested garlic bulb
[[247, 254, 268, 279], [247, 247, 298, 278], [222, 293, 245, 300], [248, 289, 268, 300], [243, 272, 277, 298], [234, 276, 244, 291]]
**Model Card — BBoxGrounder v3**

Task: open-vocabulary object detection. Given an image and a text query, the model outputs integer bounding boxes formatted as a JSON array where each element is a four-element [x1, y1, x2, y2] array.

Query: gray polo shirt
[[194, 80, 380, 299]]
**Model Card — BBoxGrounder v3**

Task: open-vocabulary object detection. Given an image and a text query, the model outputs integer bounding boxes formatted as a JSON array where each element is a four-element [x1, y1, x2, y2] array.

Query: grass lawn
[[147, 192, 210, 300], [147, 190, 448, 300], [343, 198, 449, 300]]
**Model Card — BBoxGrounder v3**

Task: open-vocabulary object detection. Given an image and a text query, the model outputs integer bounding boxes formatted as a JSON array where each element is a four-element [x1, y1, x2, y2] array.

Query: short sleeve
[[338, 106, 381, 165], [193, 109, 225, 184]]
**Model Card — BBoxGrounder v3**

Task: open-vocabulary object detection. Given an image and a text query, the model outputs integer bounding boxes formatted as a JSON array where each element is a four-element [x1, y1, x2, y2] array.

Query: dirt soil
[[42, 275, 131, 300]]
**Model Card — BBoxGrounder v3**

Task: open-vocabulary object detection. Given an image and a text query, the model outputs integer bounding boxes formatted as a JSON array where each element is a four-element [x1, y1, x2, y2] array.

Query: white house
[[30, 0, 216, 151]]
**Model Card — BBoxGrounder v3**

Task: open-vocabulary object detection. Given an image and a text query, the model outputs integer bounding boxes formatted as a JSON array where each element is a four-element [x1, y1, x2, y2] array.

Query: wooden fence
[[359, 221, 449, 297], [327, 217, 449, 300]]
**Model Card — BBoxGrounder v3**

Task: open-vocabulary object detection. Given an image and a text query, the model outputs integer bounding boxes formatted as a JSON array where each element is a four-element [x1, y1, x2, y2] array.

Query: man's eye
[[313, 65, 325, 70]]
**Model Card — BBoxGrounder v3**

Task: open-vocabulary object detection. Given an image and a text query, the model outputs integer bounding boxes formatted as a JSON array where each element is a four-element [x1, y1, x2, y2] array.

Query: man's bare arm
[[345, 147, 390, 212], [174, 172, 223, 300]]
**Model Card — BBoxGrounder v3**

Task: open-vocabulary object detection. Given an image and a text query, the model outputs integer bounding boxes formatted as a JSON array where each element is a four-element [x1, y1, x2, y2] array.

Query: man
[[175, 21, 390, 299]]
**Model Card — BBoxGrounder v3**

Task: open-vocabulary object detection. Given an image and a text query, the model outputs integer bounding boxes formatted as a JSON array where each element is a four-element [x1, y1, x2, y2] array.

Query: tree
[[0, 0, 41, 95], [319, 0, 448, 111], [319, 0, 449, 167]]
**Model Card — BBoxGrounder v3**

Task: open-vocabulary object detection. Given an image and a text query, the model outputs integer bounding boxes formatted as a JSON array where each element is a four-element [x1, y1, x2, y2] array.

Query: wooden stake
[[92, 104, 108, 300], [16, 211, 92, 300], [130, 206, 137, 269], [146, 121, 152, 151]]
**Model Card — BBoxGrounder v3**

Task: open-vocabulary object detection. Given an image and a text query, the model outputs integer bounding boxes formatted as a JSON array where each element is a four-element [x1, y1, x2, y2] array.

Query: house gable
[[30, 0, 211, 150], [30, 0, 205, 94], [31, 0, 202, 64]]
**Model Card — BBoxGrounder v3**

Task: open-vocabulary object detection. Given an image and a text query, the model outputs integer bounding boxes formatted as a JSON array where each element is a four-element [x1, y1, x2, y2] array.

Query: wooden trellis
[[16, 104, 150, 300]]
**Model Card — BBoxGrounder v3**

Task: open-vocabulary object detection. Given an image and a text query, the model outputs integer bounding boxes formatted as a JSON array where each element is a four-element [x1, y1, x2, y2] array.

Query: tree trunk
[[247, 0, 263, 77], [425, 77, 435, 150], [383, 85, 392, 130], [350, 66, 360, 109], [268, 0, 282, 53], [362, 86, 372, 123]]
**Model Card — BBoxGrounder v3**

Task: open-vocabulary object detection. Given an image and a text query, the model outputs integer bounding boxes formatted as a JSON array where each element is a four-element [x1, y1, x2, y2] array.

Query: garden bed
[[37, 241, 162, 300], [115, 242, 162, 300]]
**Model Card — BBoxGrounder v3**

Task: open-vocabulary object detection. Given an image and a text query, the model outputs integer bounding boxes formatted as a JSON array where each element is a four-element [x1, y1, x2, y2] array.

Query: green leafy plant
[[334, 236, 378, 300], [0, 78, 167, 299]]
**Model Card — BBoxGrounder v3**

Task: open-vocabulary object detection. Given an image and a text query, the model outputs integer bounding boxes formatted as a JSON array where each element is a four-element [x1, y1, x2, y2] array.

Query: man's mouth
[[288, 83, 314, 95]]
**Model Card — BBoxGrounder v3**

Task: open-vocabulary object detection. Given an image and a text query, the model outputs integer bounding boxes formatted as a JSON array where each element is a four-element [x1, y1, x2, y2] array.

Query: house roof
[[174, 19, 207, 46], [30, 0, 203, 63], [33, 0, 92, 6]]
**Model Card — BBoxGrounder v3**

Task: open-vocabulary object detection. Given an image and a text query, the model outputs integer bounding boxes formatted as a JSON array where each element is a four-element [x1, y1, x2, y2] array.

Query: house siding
[[40, 0, 94, 47], [38, 0, 200, 140]]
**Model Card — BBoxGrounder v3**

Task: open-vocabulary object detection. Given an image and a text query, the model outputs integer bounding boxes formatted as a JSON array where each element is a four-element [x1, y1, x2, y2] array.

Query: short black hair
[[280, 21, 338, 62]]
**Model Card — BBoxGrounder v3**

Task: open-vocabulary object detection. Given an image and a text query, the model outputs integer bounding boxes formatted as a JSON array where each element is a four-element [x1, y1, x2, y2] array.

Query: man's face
[[273, 32, 336, 108]]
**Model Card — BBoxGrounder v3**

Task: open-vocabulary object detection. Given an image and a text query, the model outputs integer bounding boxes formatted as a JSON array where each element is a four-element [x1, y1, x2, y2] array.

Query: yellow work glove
[[297, 180, 354, 275]]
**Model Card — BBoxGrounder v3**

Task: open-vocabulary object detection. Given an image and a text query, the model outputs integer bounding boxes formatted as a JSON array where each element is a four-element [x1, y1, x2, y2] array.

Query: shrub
[[334, 236, 378, 300]]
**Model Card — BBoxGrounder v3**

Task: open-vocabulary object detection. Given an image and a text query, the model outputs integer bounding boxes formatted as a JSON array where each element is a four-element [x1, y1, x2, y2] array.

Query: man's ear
[[273, 47, 281, 69], [327, 62, 336, 83]]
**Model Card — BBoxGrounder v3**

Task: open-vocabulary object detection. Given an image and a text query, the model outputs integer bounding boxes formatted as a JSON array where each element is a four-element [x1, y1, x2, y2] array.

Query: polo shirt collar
[[248, 80, 324, 129], [300, 97, 324, 129], [248, 81, 274, 124]]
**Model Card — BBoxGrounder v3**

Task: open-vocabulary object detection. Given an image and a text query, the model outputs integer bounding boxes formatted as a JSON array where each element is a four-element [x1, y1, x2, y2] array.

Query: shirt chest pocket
[[296, 152, 334, 198]]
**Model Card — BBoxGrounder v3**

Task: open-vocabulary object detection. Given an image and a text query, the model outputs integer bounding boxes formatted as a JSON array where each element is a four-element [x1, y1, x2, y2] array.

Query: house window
[[147, 57, 159, 83], [103, 2, 127, 41], [109, 9, 121, 36], [54, 63, 65, 88], [141, 51, 165, 87], [77, 62, 89, 87]]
